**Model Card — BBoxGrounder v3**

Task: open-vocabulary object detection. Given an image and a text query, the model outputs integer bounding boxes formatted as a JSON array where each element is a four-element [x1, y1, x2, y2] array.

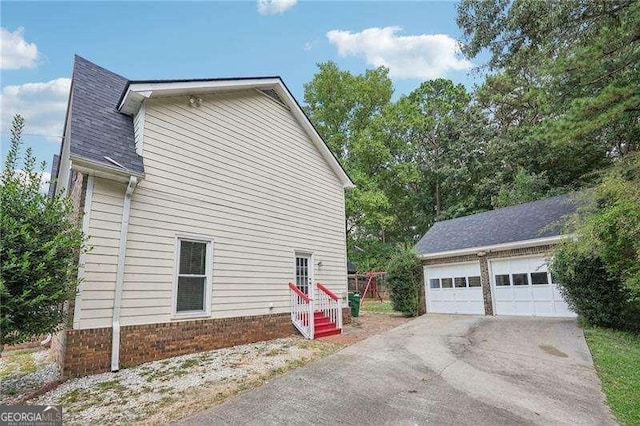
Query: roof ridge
[[416, 192, 577, 256], [432, 193, 574, 226], [127, 76, 282, 84]]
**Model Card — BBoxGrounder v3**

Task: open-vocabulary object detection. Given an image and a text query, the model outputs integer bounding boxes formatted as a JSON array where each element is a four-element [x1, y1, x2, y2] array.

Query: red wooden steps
[[313, 311, 341, 338], [295, 311, 342, 338]]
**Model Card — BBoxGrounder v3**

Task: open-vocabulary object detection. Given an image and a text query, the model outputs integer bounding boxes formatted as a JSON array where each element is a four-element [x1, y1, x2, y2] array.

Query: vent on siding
[[260, 89, 288, 109]]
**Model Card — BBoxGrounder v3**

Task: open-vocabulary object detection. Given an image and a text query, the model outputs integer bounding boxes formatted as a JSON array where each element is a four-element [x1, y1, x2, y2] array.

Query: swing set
[[348, 271, 387, 303]]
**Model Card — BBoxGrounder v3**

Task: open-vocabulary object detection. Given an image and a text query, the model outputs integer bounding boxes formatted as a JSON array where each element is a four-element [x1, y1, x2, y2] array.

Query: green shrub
[[0, 115, 85, 349], [386, 246, 422, 317], [551, 246, 633, 330], [550, 153, 640, 334]]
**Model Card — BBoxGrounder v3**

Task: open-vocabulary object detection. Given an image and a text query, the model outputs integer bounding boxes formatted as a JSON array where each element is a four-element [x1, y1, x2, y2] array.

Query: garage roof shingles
[[69, 56, 144, 174], [415, 194, 577, 255]]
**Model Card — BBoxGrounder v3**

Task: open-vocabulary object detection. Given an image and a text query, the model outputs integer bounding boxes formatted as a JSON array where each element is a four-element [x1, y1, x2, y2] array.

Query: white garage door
[[425, 263, 485, 315], [490, 257, 576, 317]]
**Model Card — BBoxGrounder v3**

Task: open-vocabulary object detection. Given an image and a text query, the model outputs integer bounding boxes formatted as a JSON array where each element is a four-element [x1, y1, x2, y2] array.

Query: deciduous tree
[[0, 115, 85, 350]]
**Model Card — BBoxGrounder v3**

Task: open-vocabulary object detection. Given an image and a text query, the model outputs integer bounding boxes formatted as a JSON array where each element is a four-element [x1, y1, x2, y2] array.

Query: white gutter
[[71, 156, 144, 180], [417, 235, 566, 260], [111, 176, 138, 372]]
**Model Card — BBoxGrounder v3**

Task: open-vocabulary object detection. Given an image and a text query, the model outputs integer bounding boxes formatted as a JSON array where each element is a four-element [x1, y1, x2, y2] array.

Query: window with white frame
[[175, 238, 212, 314]]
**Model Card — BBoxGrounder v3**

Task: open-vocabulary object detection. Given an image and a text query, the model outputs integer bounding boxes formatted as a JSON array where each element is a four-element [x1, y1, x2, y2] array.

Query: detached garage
[[416, 194, 577, 318]]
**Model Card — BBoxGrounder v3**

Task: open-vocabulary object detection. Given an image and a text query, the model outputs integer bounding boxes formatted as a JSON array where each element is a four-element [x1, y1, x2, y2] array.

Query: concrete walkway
[[179, 315, 614, 425]]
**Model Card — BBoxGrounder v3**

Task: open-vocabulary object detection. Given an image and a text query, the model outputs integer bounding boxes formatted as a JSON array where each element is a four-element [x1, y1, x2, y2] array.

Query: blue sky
[[1, 1, 483, 175]]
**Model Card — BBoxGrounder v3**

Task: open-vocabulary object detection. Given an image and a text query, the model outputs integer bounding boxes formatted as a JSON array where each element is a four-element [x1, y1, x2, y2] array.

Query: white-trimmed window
[[174, 238, 213, 316]]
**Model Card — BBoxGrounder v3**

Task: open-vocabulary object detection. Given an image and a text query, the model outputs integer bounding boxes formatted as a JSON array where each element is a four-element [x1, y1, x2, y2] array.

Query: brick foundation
[[51, 329, 67, 368], [56, 308, 352, 378], [342, 306, 352, 324], [422, 244, 556, 316], [57, 313, 297, 377]]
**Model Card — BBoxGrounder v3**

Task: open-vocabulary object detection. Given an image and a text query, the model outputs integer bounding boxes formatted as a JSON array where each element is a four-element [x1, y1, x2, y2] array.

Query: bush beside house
[[0, 115, 85, 351]]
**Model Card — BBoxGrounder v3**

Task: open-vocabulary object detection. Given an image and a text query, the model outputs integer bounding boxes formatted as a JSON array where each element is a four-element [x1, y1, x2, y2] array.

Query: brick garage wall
[[487, 245, 555, 260], [479, 257, 493, 315], [422, 245, 555, 266], [59, 313, 296, 378], [421, 244, 556, 316]]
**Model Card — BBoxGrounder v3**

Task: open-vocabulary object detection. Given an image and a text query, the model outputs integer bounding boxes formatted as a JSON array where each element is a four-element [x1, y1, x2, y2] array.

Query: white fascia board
[[417, 235, 566, 260], [70, 156, 144, 181], [119, 79, 281, 114], [129, 78, 281, 95], [118, 78, 354, 189]]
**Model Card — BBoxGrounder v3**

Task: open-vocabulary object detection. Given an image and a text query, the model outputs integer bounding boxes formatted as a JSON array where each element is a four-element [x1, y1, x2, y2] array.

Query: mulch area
[[318, 311, 412, 345]]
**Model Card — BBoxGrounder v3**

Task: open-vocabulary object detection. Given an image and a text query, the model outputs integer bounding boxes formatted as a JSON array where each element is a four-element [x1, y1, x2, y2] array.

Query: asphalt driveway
[[180, 315, 614, 425]]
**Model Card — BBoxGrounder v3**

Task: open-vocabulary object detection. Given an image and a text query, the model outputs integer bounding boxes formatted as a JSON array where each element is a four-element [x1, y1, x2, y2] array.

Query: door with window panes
[[295, 253, 312, 296], [490, 256, 575, 317], [424, 262, 484, 314]]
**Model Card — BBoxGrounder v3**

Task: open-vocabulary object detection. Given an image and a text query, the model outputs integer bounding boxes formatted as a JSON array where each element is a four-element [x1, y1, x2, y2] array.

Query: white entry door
[[295, 253, 312, 296], [425, 262, 485, 315], [490, 257, 576, 317]]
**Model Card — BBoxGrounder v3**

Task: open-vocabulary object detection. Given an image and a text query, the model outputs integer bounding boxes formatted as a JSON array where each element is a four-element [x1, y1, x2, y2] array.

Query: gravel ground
[[0, 348, 60, 404], [33, 337, 339, 424], [3, 311, 406, 424]]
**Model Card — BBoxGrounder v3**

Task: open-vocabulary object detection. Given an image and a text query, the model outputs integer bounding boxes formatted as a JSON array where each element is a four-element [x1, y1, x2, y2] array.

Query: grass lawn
[[583, 326, 640, 425], [360, 300, 396, 314], [0, 349, 37, 380]]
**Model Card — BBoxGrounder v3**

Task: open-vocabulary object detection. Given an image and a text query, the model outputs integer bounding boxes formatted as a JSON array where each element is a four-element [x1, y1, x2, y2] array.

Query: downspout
[[111, 176, 138, 372]]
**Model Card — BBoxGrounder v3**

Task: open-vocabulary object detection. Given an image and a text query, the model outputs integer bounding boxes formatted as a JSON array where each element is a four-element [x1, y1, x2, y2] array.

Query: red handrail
[[288, 282, 310, 302], [316, 282, 339, 301]]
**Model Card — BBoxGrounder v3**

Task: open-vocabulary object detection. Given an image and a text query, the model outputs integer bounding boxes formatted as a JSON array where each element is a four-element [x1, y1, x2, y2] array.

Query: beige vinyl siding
[[76, 89, 347, 329], [77, 177, 125, 329]]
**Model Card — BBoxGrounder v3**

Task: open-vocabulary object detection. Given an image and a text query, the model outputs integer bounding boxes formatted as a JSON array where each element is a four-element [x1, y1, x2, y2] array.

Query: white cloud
[[42, 171, 52, 194], [1, 27, 39, 70], [13, 170, 52, 194], [1, 78, 71, 142], [257, 0, 297, 15], [304, 42, 313, 51], [326, 26, 473, 80]]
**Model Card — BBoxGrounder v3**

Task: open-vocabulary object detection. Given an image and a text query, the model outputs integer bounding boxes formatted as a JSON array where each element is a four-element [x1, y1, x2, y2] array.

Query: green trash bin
[[349, 293, 361, 317]]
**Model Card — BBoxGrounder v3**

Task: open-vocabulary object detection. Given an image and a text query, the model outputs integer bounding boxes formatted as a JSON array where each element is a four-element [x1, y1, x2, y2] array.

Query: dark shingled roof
[[47, 154, 60, 198], [63, 56, 354, 187], [415, 194, 577, 255], [68, 56, 144, 173]]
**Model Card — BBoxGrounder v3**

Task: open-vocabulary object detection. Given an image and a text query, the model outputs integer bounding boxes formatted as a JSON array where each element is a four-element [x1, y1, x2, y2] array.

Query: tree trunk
[[435, 181, 441, 217]]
